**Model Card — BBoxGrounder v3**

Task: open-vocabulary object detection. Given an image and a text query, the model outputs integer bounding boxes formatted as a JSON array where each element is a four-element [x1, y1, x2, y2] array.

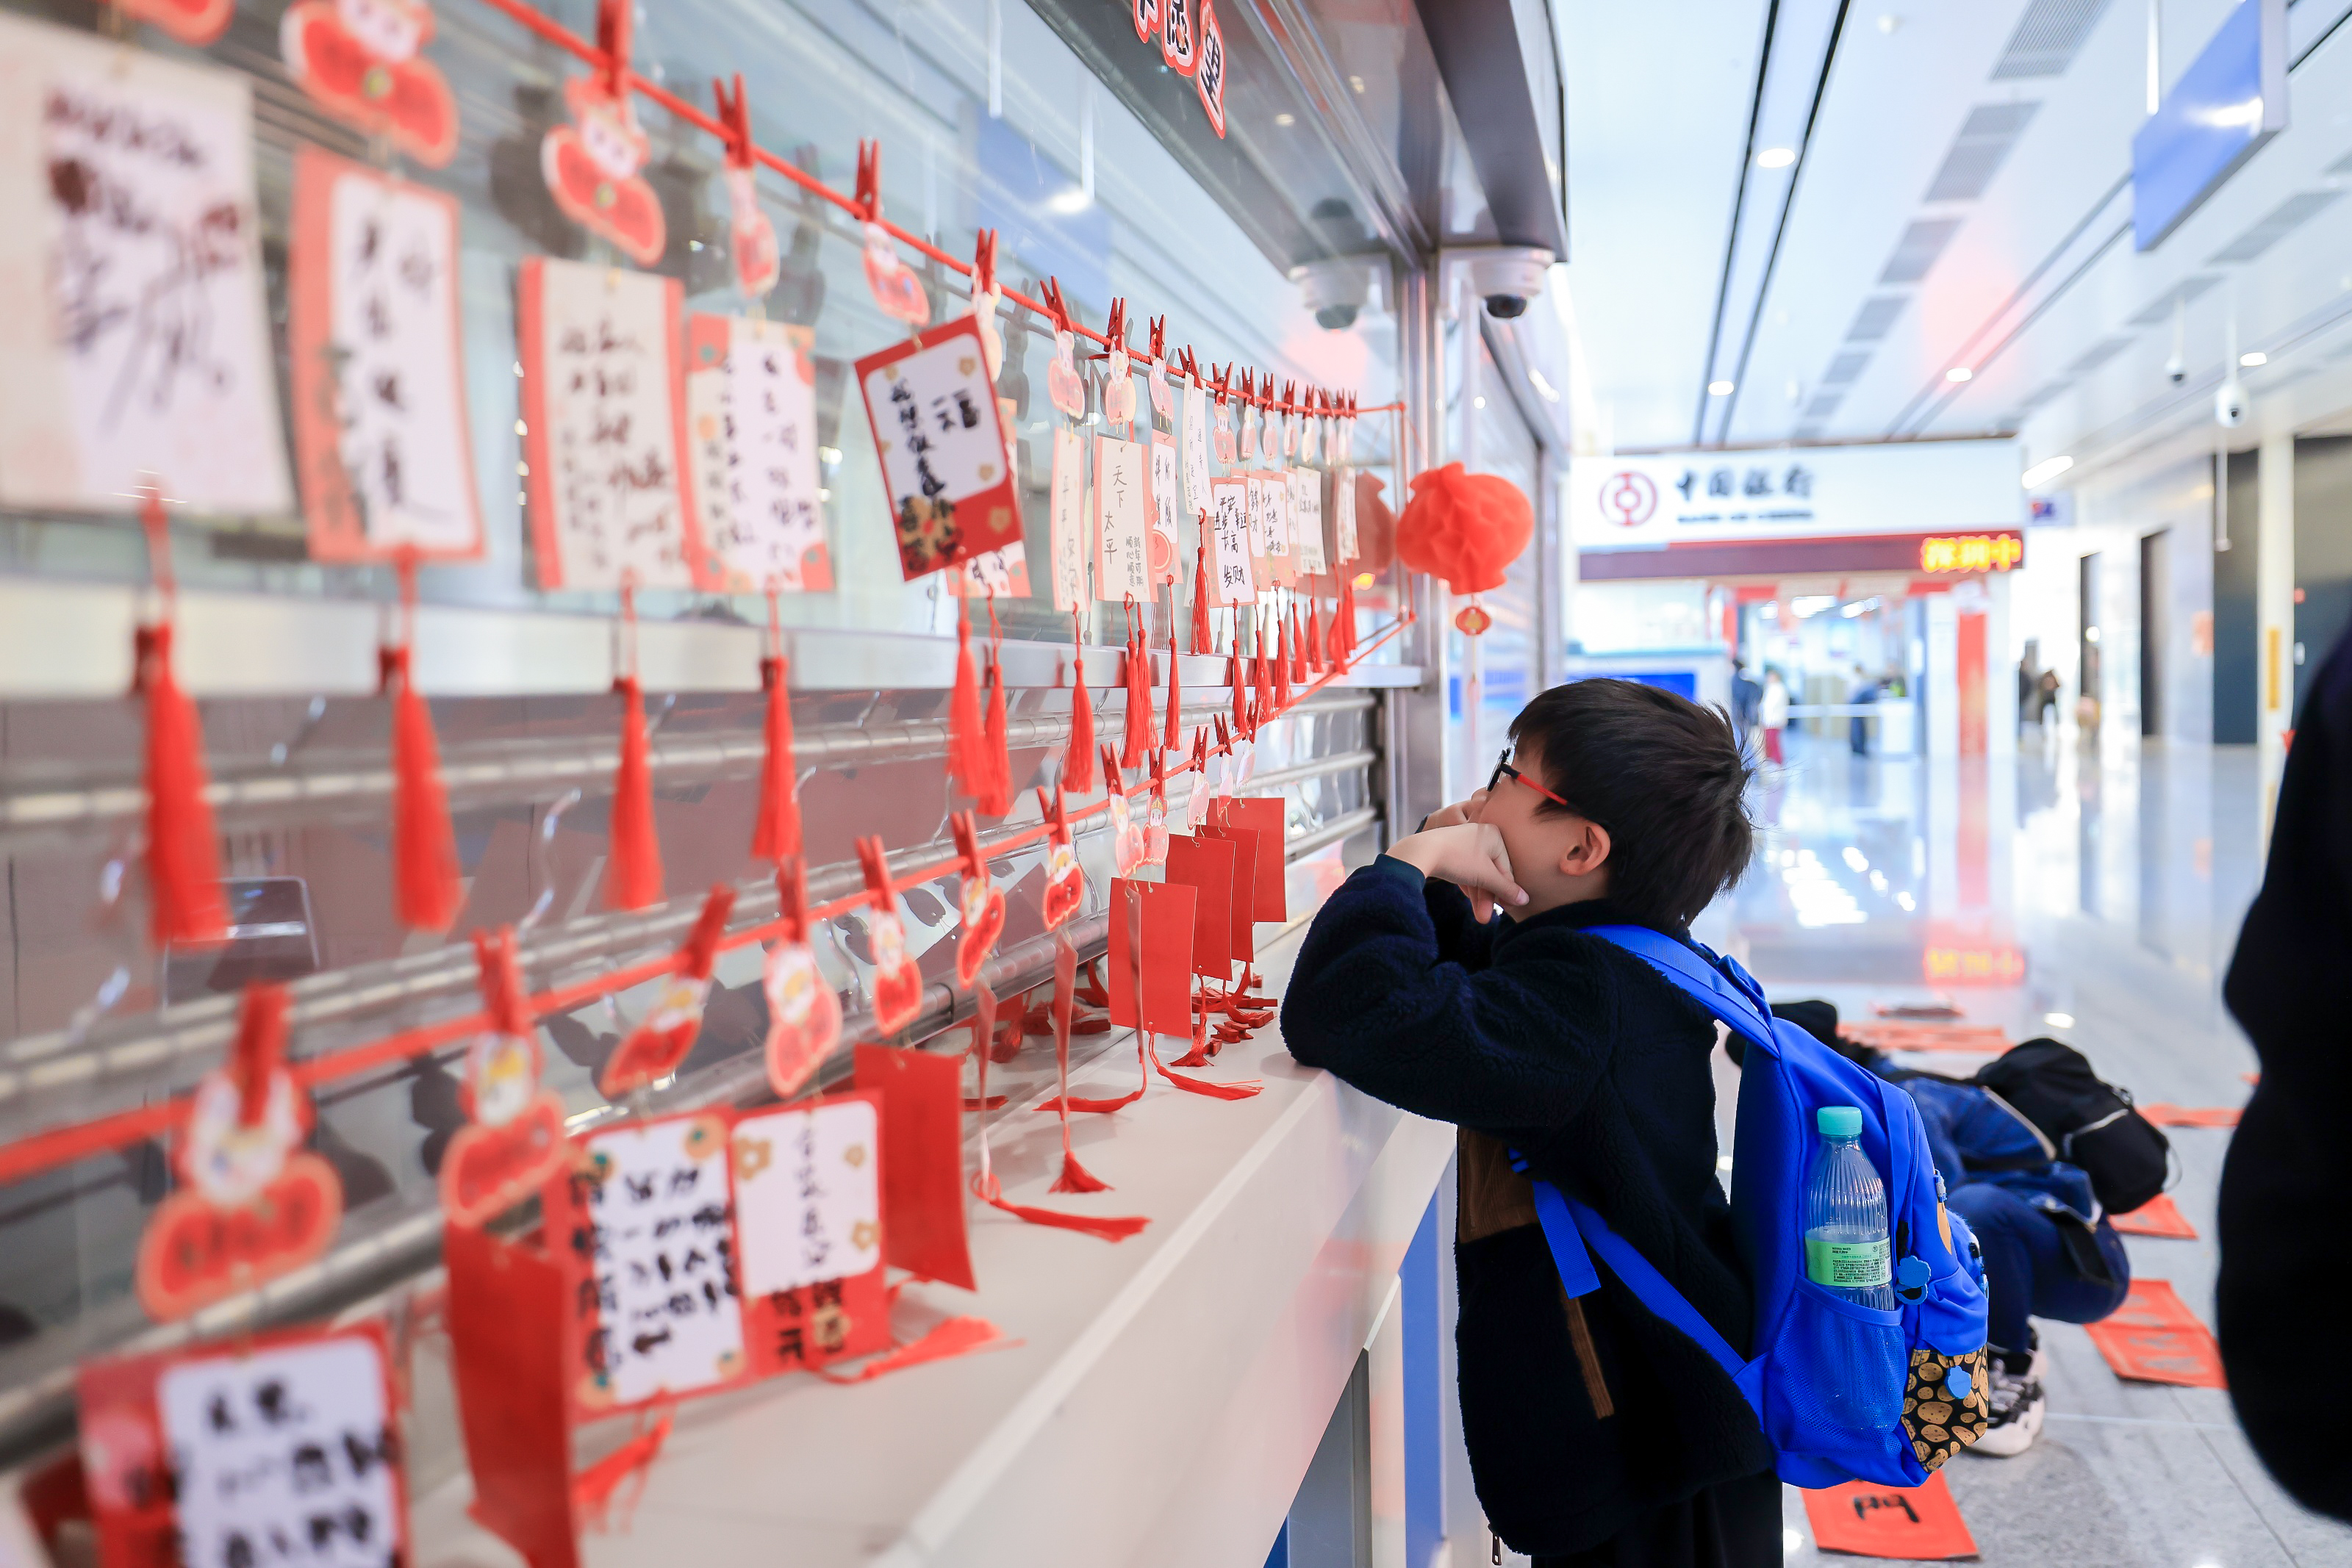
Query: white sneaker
[[1970, 1345, 2046, 1458]]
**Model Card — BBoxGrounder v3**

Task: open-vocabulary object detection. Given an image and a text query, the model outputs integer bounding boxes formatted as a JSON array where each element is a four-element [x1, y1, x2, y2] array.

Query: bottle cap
[[1816, 1105, 1863, 1139]]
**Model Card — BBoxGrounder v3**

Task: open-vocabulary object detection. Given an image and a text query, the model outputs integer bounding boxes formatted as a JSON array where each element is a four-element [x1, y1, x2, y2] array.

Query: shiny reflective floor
[[1687, 727, 2349, 1567]]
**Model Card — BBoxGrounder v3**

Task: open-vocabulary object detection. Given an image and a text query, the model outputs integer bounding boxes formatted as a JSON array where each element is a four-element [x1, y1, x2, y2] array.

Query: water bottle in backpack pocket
[[1796, 1106, 1903, 1433]]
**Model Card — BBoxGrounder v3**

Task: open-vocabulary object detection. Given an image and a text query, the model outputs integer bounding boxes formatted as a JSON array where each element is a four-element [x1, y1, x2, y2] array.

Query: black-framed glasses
[[1488, 749, 1571, 809]]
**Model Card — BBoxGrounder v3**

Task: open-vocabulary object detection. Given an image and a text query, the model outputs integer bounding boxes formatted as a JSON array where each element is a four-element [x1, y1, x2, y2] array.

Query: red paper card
[[2084, 1278, 2227, 1387], [79, 1323, 409, 1568], [733, 1091, 892, 1377], [855, 314, 1023, 579], [1198, 823, 1258, 958], [1108, 878, 1197, 1036], [854, 1043, 978, 1290], [2109, 1192, 2197, 1239], [1213, 796, 1288, 921], [1801, 1472, 1976, 1560], [2140, 1103, 2241, 1127], [444, 1220, 578, 1568], [543, 1111, 747, 1417], [1164, 832, 1237, 975]]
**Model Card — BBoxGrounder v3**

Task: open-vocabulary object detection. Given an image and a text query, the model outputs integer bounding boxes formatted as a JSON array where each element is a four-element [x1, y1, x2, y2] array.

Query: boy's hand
[[1420, 788, 1491, 831], [1388, 822, 1526, 923]]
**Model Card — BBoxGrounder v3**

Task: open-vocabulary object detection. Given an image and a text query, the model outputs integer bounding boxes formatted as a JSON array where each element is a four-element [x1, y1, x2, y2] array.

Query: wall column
[[2256, 428, 2295, 838]]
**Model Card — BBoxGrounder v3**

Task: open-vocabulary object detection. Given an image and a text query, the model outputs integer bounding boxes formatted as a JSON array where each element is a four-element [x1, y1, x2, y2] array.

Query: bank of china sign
[[1570, 440, 2021, 552]]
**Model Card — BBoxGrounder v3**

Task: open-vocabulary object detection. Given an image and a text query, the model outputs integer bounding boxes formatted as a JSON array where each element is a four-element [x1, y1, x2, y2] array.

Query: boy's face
[[1471, 741, 1610, 916]]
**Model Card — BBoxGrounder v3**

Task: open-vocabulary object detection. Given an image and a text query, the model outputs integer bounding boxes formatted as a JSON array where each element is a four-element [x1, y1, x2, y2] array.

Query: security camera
[[2216, 375, 2248, 428], [2165, 350, 2185, 386], [1440, 245, 1556, 322], [1290, 255, 1372, 332]]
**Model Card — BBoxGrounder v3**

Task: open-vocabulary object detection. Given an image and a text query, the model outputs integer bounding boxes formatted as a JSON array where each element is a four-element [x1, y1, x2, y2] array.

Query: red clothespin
[[973, 229, 999, 295], [1038, 276, 1073, 334], [1148, 316, 1166, 362], [1099, 741, 1125, 794], [1210, 363, 1230, 403], [1181, 347, 1202, 385], [856, 833, 894, 911], [1191, 727, 1209, 774], [1282, 380, 1297, 415], [228, 982, 291, 1127], [854, 139, 883, 222], [776, 855, 811, 946], [951, 810, 986, 882], [594, 0, 634, 95], [1238, 367, 1254, 408], [950, 810, 1004, 988], [712, 73, 754, 169], [1213, 713, 1232, 754], [1105, 298, 1127, 351], [1037, 784, 1073, 843]]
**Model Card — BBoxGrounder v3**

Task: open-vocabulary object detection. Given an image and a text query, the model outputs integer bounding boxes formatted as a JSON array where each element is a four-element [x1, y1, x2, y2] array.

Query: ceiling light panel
[[1693, 0, 1846, 445], [1990, 0, 2118, 81], [1923, 101, 2042, 201]]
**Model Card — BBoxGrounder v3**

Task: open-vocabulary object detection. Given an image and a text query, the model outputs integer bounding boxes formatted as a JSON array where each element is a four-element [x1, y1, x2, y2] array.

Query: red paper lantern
[[1394, 462, 1532, 596], [1352, 472, 1396, 575]]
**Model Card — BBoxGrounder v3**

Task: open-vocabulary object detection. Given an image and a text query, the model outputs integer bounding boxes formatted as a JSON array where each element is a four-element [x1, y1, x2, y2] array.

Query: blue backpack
[[1521, 927, 1991, 1488]]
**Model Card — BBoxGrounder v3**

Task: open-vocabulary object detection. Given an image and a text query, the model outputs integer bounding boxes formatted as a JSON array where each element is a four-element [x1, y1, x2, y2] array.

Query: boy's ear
[[1556, 819, 1612, 879]]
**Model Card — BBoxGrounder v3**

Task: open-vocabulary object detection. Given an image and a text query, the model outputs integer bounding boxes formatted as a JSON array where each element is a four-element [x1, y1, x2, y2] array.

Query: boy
[[1280, 679, 1774, 1566]]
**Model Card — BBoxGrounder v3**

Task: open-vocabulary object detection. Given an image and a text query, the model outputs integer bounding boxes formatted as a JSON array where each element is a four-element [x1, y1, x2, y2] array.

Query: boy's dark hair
[[1507, 678, 1753, 929]]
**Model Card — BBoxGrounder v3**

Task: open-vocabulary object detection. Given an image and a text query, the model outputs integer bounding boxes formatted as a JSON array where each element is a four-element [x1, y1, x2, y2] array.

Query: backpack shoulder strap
[[1581, 924, 1780, 1059]]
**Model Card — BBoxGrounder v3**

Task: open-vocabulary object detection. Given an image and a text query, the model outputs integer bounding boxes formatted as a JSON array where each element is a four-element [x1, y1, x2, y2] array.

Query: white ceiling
[[1559, 0, 2352, 482]]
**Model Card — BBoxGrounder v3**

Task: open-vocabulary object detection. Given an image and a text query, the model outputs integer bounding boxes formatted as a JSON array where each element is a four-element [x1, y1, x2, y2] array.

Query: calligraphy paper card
[[734, 1093, 890, 1375], [1247, 474, 1288, 588], [1182, 380, 1212, 511], [1148, 431, 1181, 584], [1334, 464, 1358, 564], [1164, 832, 1236, 976], [1049, 425, 1088, 611], [0, 16, 291, 514], [1209, 476, 1254, 607], [686, 314, 833, 591], [79, 1325, 406, 1568], [518, 257, 703, 590], [290, 150, 482, 564], [1213, 795, 1289, 921], [1094, 434, 1150, 604], [1108, 878, 1197, 1035], [1267, 471, 1297, 584], [547, 1112, 745, 1414], [856, 314, 1022, 579], [951, 541, 1033, 598], [1292, 468, 1327, 576]]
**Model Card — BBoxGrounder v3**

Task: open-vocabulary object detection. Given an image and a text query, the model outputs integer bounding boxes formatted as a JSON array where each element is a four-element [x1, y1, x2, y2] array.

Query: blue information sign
[[2132, 0, 2287, 251]]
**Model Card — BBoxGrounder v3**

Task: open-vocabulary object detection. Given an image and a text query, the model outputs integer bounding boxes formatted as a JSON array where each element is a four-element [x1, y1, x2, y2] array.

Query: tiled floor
[[1693, 727, 2348, 1567]]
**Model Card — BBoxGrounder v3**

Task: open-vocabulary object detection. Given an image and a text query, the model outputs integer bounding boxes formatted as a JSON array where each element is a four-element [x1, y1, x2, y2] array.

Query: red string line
[[462, 0, 1402, 418], [0, 619, 1409, 1188]]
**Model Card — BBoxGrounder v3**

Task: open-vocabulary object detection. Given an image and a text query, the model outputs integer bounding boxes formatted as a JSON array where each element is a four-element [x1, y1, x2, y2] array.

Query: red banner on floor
[[2084, 1278, 2226, 1388], [2109, 1193, 2197, 1239], [1802, 1472, 1976, 1560], [1838, 1023, 2011, 1057], [2139, 1104, 2240, 1128]]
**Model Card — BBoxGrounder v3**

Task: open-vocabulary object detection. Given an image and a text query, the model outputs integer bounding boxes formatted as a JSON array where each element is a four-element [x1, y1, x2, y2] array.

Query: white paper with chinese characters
[[578, 1118, 745, 1406], [0, 16, 291, 514], [158, 1334, 401, 1568], [1148, 432, 1181, 586], [1209, 477, 1253, 607], [1094, 434, 1150, 604], [1292, 468, 1327, 575], [1050, 425, 1088, 612], [1181, 382, 1212, 522], [694, 316, 825, 591], [732, 1099, 881, 1296], [1334, 465, 1358, 564], [319, 166, 476, 553], [523, 259, 697, 589], [863, 334, 1009, 512]]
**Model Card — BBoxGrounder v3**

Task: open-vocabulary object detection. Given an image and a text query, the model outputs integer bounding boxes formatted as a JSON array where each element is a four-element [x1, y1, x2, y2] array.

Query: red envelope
[[1212, 796, 1288, 921], [1108, 878, 1197, 1036], [854, 1043, 978, 1290], [1164, 832, 1237, 976], [1197, 823, 1258, 958], [445, 1221, 579, 1568]]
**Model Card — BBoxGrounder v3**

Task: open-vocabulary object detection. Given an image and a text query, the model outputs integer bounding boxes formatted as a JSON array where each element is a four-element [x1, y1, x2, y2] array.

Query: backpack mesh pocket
[[1772, 1284, 1906, 1456]]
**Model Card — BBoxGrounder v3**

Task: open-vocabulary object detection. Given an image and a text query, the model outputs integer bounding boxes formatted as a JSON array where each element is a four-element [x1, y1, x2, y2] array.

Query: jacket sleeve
[[1379, 856, 1501, 971], [1279, 863, 1616, 1134]]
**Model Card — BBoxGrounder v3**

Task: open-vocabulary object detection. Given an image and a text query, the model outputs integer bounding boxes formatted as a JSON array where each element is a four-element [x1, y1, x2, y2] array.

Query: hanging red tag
[[1196, 822, 1258, 963], [1108, 879, 1196, 1036], [540, 1, 665, 264], [79, 1323, 409, 1568], [135, 986, 344, 1321], [853, 1044, 978, 1290], [598, 883, 736, 1096], [441, 929, 570, 1229], [281, 0, 457, 164], [854, 142, 929, 326], [1168, 832, 1238, 977], [858, 837, 925, 1033], [1213, 796, 1290, 921], [1038, 786, 1084, 929], [734, 1090, 892, 1375], [442, 1218, 579, 1568], [952, 812, 1005, 988], [763, 857, 842, 1099], [711, 76, 779, 299]]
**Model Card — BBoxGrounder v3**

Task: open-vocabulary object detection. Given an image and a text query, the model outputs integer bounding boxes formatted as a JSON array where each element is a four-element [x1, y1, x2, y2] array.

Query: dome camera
[[2165, 350, 2185, 386], [2216, 375, 2248, 428], [1290, 255, 1372, 332], [1439, 245, 1555, 322]]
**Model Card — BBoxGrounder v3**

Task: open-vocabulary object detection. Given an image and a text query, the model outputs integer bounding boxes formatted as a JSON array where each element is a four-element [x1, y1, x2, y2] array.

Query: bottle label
[[1806, 1235, 1892, 1290]]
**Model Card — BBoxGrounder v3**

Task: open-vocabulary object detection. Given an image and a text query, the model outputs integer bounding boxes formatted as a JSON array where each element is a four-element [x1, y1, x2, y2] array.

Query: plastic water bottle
[[1804, 1105, 1901, 1428]]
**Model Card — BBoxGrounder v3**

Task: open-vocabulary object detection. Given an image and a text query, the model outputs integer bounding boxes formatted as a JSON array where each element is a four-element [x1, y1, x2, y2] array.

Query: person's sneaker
[[1971, 1342, 2046, 1458]]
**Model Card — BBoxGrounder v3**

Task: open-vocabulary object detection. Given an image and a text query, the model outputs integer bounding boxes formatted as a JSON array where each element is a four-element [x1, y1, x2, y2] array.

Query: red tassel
[[1151, 1035, 1262, 1098], [1255, 644, 1274, 728], [1047, 935, 1113, 1193], [1305, 602, 1325, 675], [753, 591, 803, 862], [133, 493, 227, 949], [382, 644, 462, 932], [978, 652, 1012, 815], [947, 612, 985, 801], [812, 1313, 1022, 1381], [573, 1403, 674, 1529], [1064, 614, 1096, 794], [1191, 539, 1211, 655], [1288, 605, 1306, 683], [1163, 620, 1183, 754], [228, 982, 292, 1123], [1230, 652, 1248, 735], [1119, 610, 1152, 769], [605, 673, 664, 910], [1272, 625, 1291, 713], [979, 1193, 1149, 1241]]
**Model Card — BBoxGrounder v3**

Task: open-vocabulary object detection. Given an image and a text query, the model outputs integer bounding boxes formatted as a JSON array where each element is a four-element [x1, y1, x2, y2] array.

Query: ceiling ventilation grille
[[1991, 0, 2115, 80], [1879, 219, 1965, 284], [2126, 275, 2221, 326], [1924, 104, 2041, 201], [1822, 350, 1872, 386], [2064, 337, 2134, 378], [2206, 192, 2344, 265], [1846, 296, 1907, 342], [1804, 392, 1845, 419]]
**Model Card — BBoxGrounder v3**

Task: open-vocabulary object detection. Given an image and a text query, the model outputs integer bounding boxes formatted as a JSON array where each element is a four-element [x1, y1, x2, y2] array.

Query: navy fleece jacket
[[1280, 857, 1771, 1555]]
